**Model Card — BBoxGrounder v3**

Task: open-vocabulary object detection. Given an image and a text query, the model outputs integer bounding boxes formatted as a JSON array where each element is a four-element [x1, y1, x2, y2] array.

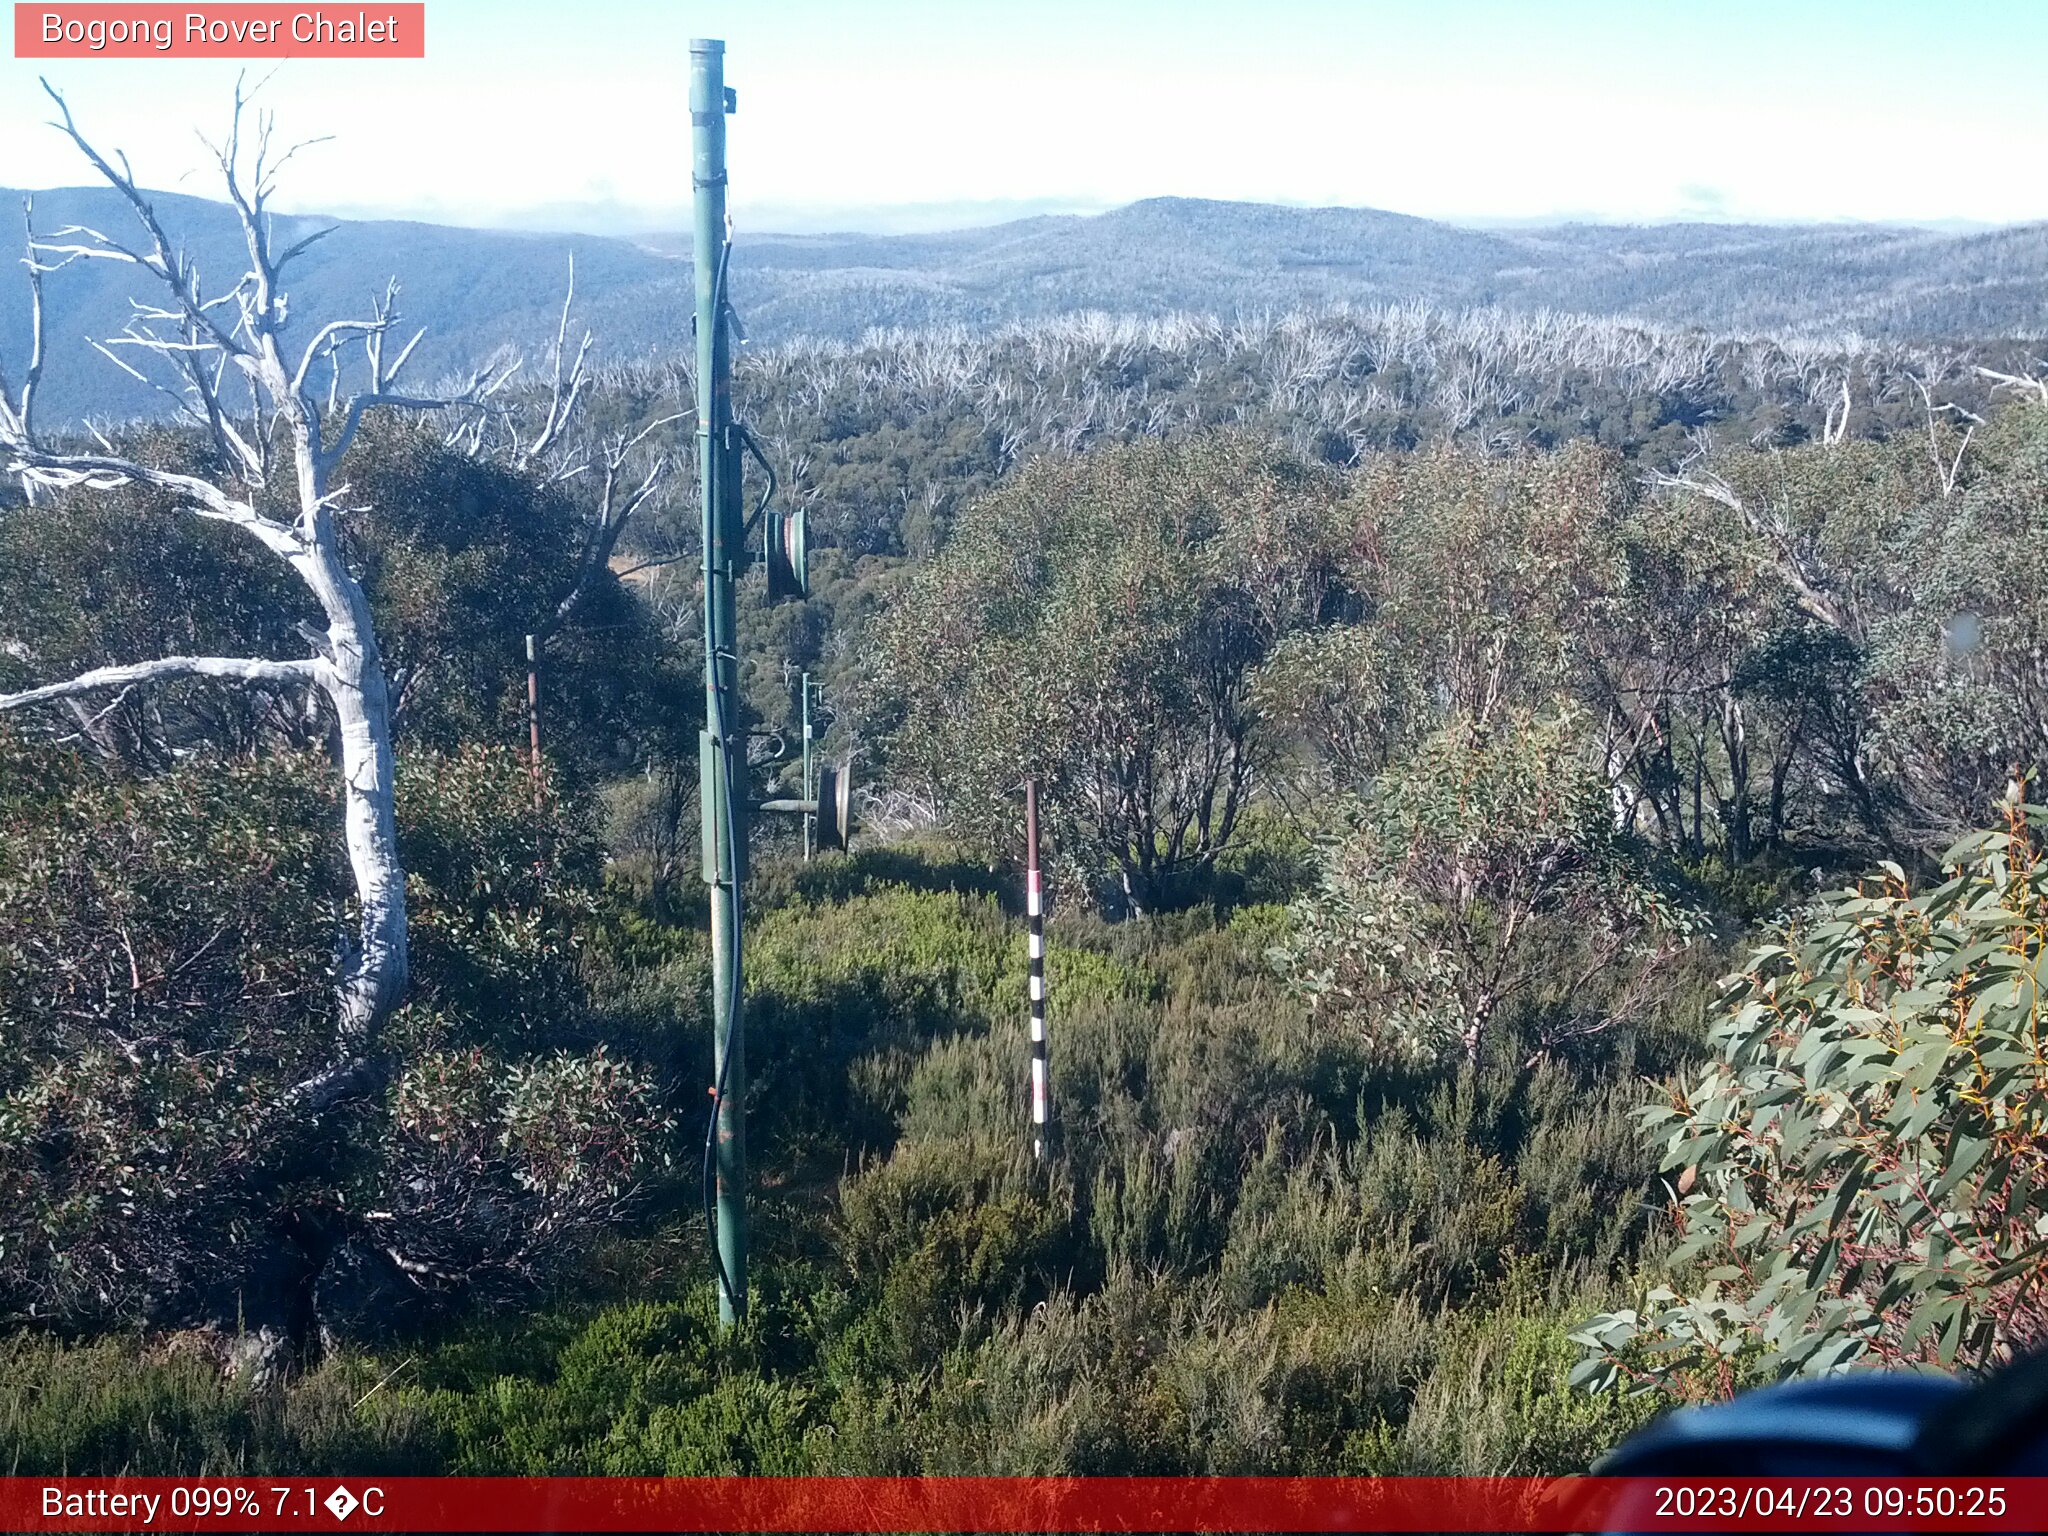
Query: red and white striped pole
[[1026, 779, 1050, 1159]]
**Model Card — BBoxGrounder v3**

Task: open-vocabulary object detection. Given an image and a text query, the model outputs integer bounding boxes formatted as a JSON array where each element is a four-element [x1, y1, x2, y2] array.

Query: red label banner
[[2, 1477, 2047, 1532], [14, 5, 425, 57]]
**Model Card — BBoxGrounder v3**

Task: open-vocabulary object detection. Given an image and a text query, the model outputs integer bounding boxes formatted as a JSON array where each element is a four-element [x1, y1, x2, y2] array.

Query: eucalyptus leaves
[[1576, 805, 2048, 1396]]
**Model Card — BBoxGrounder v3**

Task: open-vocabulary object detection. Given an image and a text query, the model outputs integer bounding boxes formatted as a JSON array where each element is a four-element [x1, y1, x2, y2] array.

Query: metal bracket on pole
[[755, 757, 853, 851], [801, 674, 815, 862]]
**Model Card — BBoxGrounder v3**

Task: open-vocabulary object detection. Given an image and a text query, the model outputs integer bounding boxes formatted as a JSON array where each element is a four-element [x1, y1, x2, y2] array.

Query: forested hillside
[[5, 187, 2043, 422], [722, 199, 2048, 345], [5, 137, 2048, 1478]]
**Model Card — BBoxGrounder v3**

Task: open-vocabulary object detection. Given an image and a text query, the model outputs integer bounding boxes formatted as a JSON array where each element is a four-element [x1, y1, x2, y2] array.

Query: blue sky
[[3, 0, 2042, 232]]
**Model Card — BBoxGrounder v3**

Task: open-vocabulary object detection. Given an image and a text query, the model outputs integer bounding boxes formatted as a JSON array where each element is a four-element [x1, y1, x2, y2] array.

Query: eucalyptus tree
[[1272, 708, 1703, 1066], [1646, 395, 2048, 849], [1578, 484, 1810, 860], [874, 432, 1345, 912], [0, 83, 502, 1118]]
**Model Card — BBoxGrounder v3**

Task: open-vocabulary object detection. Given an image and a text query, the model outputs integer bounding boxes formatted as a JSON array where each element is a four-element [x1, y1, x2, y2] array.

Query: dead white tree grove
[[0, 82, 501, 1116], [429, 258, 690, 660]]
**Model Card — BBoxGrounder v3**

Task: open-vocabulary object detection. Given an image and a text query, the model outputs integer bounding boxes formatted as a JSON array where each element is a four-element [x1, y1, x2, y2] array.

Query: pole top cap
[[690, 37, 726, 52]]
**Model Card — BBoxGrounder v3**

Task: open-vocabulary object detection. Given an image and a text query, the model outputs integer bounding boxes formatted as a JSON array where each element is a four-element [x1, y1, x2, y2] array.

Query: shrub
[[0, 736, 672, 1347], [1576, 805, 2048, 1398], [836, 1137, 1076, 1370]]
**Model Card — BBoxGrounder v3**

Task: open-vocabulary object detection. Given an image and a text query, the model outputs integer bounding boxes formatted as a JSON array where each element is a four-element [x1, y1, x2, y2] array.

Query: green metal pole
[[691, 36, 746, 1327], [802, 674, 814, 862]]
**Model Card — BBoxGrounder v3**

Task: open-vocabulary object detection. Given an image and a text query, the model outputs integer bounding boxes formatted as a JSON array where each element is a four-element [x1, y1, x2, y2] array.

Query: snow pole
[[1026, 779, 1050, 1159]]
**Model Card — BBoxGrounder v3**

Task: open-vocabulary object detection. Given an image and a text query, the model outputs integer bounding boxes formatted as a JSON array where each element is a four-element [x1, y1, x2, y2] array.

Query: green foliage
[[0, 735, 672, 1337], [1600, 404, 2048, 852], [0, 1298, 814, 1476], [0, 431, 314, 765], [837, 1138, 1074, 1369], [744, 886, 1022, 1161], [0, 735, 342, 1327], [0, 835, 1706, 1476], [872, 432, 1346, 912], [1252, 623, 1411, 795], [393, 744, 602, 1048], [23, 324, 2048, 1477], [1272, 708, 1705, 1064], [344, 422, 696, 782], [739, 877, 1157, 1169], [386, 1298, 818, 1474], [1363, 442, 1629, 727], [1576, 806, 2048, 1398], [0, 421, 693, 785], [1372, 1300, 1661, 1474], [1856, 406, 2048, 832], [819, 1264, 1653, 1477]]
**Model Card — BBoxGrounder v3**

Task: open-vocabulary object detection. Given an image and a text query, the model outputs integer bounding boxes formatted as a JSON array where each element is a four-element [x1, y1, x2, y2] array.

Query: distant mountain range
[[3, 190, 2043, 424]]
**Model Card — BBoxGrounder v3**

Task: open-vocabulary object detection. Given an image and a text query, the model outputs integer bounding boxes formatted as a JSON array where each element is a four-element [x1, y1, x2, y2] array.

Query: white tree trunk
[[331, 658, 407, 1052], [278, 457, 410, 1106], [308, 570, 409, 1099]]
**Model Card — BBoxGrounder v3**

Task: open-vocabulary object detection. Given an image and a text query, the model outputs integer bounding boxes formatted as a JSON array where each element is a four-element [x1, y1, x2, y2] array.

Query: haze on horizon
[[1, 0, 2041, 237]]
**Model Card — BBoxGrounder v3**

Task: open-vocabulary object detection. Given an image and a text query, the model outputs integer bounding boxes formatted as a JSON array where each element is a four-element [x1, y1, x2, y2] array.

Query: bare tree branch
[[324, 373, 506, 476], [609, 551, 695, 581], [272, 221, 337, 272], [291, 316, 393, 397], [4, 441, 304, 554], [435, 264, 690, 654], [0, 655, 323, 712], [534, 424, 681, 644], [1823, 374, 1852, 446], [1647, 459, 1854, 636], [0, 198, 50, 459], [521, 256, 592, 470], [51, 684, 138, 746], [1975, 366, 2048, 407], [38, 80, 254, 364], [1912, 373, 1978, 498]]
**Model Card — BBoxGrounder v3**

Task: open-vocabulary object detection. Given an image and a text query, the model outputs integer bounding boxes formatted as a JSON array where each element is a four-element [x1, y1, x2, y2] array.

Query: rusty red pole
[[525, 632, 542, 810]]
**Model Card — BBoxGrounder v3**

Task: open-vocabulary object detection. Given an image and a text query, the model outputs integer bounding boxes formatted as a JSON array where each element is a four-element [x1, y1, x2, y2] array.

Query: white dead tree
[[1910, 374, 1980, 499], [0, 82, 502, 1114], [1647, 437, 1855, 638], [450, 260, 690, 647], [1976, 364, 2048, 408]]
